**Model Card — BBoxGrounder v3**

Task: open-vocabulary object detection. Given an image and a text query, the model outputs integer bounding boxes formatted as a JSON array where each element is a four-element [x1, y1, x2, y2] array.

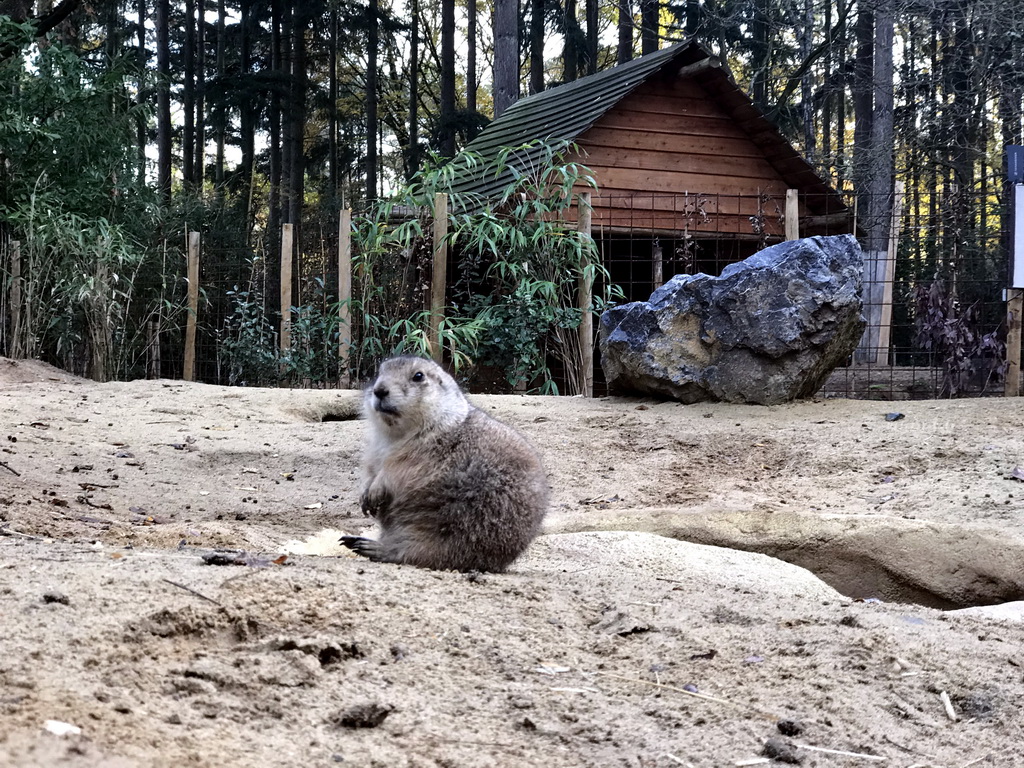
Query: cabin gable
[[578, 74, 791, 198], [452, 40, 851, 280]]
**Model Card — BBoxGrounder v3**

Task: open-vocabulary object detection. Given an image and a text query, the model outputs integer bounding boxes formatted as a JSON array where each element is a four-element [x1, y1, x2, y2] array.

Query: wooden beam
[[581, 126, 764, 159], [577, 192, 594, 398], [429, 193, 449, 364], [582, 141, 791, 181], [799, 212, 855, 230], [675, 57, 722, 79], [338, 209, 352, 386], [183, 231, 200, 381], [784, 189, 799, 240], [588, 166, 789, 197]]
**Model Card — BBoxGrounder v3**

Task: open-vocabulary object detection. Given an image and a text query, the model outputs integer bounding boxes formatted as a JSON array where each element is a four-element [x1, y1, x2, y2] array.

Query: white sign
[[1015, 185, 1024, 288]]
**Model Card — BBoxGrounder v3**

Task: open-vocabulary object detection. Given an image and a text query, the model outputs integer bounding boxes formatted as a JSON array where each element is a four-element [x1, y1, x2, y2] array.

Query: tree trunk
[[749, 0, 769, 107], [155, 0, 171, 203], [467, 0, 477, 111], [195, 0, 206, 188], [239, 0, 255, 237], [945, 8, 974, 191], [366, 0, 379, 198], [136, 0, 146, 187], [1001, 60, 1024, 148], [585, 0, 597, 74], [280, 1, 292, 223], [267, 0, 283, 304], [493, 0, 518, 117], [329, 7, 339, 194], [408, 0, 420, 178], [563, 0, 578, 81], [834, 11, 847, 188], [289, 6, 306, 229], [215, 0, 226, 192], [640, 0, 657, 55], [867, 5, 894, 252], [854, 4, 895, 365], [820, 0, 833, 169], [685, 0, 697, 35], [800, 0, 814, 161], [440, 0, 456, 154], [530, 0, 544, 93], [183, 0, 195, 188], [617, 0, 631, 64], [852, 5, 874, 212]]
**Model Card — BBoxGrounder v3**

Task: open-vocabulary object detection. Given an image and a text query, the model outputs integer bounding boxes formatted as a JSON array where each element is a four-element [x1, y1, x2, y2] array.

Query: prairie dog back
[[341, 356, 549, 572]]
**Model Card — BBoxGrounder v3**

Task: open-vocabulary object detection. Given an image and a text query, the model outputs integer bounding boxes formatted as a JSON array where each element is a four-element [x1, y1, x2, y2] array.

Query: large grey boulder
[[599, 234, 865, 405]]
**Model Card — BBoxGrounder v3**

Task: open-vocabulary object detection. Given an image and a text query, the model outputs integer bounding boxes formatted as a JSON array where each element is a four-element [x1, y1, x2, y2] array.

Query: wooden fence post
[[875, 181, 905, 366], [652, 242, 664, 290], [183, 231, 200, 381], [578, 192, 594, 398], [338, 209, 352, 386], [429, 193, 448, 363], [89, 257, 111, 382], [1007, 289, 1023, 397], [785, 189, 800, 241], [9, 240, 21, 358], [148, 319, 161, 379], [280, 223, 294, 367]]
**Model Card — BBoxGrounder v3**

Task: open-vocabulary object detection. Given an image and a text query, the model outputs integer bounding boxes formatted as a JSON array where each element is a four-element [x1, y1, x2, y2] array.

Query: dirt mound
[[0, 357, 85, 385]]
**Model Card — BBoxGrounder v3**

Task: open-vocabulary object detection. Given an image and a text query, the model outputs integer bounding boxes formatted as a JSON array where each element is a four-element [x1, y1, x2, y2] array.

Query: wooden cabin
[[454, 40, 853, 300]]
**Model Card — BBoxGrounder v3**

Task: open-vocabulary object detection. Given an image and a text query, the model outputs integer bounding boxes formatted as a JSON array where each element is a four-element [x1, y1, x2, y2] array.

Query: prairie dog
[[340, 356, 549, 572]]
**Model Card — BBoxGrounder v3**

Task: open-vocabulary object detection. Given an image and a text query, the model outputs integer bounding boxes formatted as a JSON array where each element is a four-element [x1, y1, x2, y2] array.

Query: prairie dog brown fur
[[340, 355, 549, 572]]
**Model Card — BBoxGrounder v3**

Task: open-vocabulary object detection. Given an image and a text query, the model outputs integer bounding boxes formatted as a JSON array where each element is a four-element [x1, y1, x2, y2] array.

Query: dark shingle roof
[[451, 42, 705, 205], [450, 39, 848, 218]]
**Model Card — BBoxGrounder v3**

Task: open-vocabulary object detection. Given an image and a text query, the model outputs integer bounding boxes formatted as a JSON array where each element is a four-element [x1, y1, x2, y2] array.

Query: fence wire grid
[[1, 187, 1017, 399]]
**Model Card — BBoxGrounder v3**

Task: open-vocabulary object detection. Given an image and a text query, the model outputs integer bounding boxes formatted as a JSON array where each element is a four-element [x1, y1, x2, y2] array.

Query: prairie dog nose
[[373, 385, 389, 400]]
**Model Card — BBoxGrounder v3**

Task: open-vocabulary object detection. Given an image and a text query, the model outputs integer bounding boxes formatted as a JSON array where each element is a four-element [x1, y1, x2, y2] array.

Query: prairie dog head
[[365, 356, 470, 440]]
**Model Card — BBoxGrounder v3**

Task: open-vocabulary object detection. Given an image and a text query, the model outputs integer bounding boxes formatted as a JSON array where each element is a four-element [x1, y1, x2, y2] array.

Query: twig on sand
[[162, 578, 221, 605], [939, 690, 957, 721], [960, 752, 1010, 768], [881, 734, 927, 756], [662, 753, 695, 767], [795, 743, 887, 762], [0, 525, 42, 540], [593, 671, 781, 721], [0, 460, 20, 476]]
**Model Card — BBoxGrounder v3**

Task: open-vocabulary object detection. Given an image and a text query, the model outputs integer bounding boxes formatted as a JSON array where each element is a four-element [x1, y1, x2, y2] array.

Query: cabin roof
[[452, 40, 845, 216]]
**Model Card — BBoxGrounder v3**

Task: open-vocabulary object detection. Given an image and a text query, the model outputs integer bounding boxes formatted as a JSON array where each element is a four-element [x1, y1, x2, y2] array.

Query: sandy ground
[[1, 356, 1023, 767]]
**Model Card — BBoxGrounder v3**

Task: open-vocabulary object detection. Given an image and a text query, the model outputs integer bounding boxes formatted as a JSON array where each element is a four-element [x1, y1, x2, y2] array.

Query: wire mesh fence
[[1, 186, 1018, 399], [588, 188, 1010, 399]]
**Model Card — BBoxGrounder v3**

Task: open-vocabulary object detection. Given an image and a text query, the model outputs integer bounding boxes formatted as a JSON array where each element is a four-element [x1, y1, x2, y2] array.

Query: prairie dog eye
[[412, 371, 425, 382]]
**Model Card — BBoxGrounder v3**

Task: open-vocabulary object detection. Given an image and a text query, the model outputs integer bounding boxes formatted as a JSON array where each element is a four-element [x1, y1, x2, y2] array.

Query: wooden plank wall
[[574, 73, 798, 238]]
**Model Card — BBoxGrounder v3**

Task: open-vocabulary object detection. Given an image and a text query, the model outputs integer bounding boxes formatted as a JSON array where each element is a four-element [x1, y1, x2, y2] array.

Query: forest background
[[0, 0, 1021, 391]]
